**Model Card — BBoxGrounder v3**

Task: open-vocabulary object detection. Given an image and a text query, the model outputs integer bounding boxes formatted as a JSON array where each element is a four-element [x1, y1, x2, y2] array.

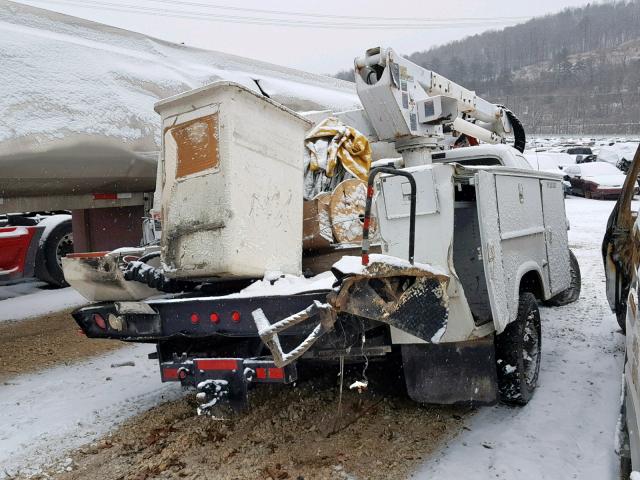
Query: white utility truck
[[67, 47, 580, 411]]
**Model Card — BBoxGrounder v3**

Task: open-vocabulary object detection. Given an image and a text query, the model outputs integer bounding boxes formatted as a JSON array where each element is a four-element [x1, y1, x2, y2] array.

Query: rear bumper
[[72, 291, 330, 342], [160, 356, 298, 412]]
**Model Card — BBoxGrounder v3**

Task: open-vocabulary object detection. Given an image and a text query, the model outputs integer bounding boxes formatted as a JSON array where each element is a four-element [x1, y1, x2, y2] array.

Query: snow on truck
[[65, 47, 580, 412]]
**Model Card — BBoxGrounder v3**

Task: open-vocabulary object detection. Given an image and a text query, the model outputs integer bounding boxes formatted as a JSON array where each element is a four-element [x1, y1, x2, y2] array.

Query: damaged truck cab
[[67, 47, 580, 412]]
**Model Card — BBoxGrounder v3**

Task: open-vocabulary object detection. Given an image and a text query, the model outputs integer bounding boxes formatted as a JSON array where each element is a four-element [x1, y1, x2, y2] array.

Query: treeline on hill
[[335, 1, 640, 135]]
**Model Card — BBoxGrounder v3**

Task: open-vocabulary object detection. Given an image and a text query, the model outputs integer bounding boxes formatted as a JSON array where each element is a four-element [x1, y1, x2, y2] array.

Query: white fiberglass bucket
[[154, 82, 312, 279]]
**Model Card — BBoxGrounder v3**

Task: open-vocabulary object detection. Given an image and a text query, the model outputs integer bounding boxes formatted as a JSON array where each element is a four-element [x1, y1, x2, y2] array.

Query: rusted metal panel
[[170, 113, 220, 179], [71, 206, 144, 253]]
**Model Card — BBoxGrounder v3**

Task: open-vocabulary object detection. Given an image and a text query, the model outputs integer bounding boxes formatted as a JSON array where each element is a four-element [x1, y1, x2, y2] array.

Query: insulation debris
[[303, 117, 372, 200]]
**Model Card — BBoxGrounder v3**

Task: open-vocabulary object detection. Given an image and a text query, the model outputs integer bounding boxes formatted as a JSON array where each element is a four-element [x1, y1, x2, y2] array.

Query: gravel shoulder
[[0, 308, 120, 382]]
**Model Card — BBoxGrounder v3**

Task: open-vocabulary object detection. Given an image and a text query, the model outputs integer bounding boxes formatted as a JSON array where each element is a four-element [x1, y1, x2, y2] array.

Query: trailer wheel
[[544, 250, 581, 307], [495, 292, 541, 405], [36, 219, 73, 287]]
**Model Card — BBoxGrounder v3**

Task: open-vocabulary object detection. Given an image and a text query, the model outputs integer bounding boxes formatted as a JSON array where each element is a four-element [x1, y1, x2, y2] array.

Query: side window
[[454, 157, 501, 166]]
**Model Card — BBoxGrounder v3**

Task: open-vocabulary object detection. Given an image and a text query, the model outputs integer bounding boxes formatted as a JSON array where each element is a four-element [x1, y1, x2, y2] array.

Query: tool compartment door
[[541, 179, 570, 294], [475, 170, 511, 334]]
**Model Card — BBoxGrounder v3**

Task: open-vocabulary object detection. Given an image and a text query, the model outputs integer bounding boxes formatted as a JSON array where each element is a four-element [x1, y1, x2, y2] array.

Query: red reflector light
[[195, 359, 239, 371], [210, 312, 220, 324], [93, 193, 118, 200], [256, 367, 267, 379], [163, 367, 179, 380], [190, 313, 200, 324], [269, 368, 284, 379], [231, 311, 241, 322], [93, 313, 106, 330]]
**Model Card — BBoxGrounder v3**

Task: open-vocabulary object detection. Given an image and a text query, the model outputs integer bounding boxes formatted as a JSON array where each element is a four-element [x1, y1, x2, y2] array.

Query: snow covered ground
[[0, 284, 86, 323], [0, 279, 47, 301], [416, 197, 628, 480], [0, 344, 183, 478]]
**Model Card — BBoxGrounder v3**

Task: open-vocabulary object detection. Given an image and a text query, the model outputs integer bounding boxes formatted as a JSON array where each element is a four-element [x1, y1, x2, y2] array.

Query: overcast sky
[[18, 0, 594, 74]]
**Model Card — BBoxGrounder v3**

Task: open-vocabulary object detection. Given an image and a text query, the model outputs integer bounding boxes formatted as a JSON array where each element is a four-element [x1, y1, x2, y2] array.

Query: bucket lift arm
[[349, 47, 525, 155]]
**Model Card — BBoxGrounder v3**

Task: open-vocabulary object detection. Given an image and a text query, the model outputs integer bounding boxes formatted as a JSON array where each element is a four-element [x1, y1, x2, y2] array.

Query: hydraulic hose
[[500, 106, 526, 153], [123, 256, 197, 293]]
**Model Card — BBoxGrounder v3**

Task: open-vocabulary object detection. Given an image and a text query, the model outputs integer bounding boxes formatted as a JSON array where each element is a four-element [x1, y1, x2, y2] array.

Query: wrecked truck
[[66, 48, 580, 412], [602, 144, 640, 476]]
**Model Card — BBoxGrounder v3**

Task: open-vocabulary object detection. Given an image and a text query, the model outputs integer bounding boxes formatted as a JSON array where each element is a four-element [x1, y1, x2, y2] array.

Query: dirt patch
[[0, 308, 122, 382], [36, 364, 467, 480]]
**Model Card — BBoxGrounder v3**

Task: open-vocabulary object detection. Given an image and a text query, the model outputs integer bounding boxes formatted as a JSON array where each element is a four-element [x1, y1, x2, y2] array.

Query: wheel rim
[[522, 311, 540, 386], [55, 233, 74, 268]]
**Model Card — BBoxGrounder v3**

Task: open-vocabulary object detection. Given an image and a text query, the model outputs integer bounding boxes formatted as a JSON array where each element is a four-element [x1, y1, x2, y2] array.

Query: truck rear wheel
[[545, 250, 581, 306], [495, 292, 541, 405], [35, 218, 73, 288]]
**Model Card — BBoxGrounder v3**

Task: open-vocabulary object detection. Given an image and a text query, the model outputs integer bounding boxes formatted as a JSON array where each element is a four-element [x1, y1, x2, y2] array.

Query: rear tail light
[[190, 313, 200, 325], [231, 311, 241, 323], [210, 312, 220, 324], [93, 313, 106, 330]]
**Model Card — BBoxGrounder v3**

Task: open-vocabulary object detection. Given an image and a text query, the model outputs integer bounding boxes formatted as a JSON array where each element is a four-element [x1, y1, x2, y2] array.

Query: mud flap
[[401, 337, 498, 405]]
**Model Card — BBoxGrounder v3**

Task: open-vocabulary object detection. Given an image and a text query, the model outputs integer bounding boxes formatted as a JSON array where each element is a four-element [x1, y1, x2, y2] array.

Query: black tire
[[545, 250, 581, 307], [620, 455, 632, 480], [35, 219, 73, 287], [617, 309, 627, 334], [495, 292, 541, 405]]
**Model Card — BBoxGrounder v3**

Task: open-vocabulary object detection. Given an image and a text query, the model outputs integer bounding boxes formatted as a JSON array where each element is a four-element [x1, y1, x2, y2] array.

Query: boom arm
[[352, 47, 525, 155]]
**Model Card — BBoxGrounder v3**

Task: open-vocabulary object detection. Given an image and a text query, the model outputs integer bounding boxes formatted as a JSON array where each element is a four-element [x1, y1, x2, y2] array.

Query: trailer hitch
[[252, 300, 336, 368], [196, 379, 230, 415]]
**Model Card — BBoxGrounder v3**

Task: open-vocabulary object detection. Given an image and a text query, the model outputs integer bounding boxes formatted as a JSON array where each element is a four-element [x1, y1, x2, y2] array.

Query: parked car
[[0, 213, 73, 287], [563, 146, 596, 164], [523, 152, 571, 195], [563, 162, 627, 199]]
